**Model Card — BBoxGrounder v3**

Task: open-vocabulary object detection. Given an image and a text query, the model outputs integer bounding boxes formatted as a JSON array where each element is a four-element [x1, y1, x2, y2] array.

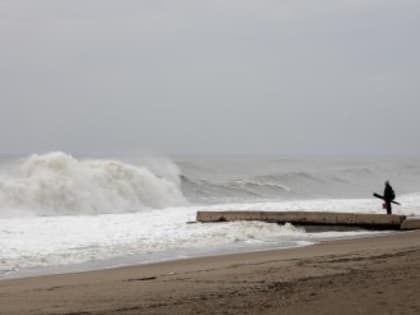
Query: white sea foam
[[0, 152, 187, 216], [1, 196, 408, 278], [1, 154, 419, 278], [0, 205, 370, 278]]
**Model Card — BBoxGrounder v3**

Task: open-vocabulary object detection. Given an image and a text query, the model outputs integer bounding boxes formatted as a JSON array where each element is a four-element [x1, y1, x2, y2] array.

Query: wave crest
[[0, 152, 187, 215]]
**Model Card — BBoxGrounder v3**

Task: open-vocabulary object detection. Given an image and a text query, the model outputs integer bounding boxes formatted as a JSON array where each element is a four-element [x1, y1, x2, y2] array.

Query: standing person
[[383, 181, 395, 215]]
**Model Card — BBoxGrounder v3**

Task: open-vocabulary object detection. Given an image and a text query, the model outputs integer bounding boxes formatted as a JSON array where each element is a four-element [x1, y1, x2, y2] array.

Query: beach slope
[[1, 231, 420, 315]]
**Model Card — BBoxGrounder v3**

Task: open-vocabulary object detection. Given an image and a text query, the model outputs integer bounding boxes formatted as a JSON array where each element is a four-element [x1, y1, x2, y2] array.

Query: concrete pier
[[400, 218, 420, 230], [196, 211, 418, 230]]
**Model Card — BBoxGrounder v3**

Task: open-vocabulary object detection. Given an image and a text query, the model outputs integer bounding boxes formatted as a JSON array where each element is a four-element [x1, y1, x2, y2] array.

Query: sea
[[1, 152, 420, 279]]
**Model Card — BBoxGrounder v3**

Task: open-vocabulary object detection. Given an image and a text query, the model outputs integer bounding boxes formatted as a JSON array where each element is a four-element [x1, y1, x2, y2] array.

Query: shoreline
[[1, 230, 420, 314], [1, 228, 390, 281]]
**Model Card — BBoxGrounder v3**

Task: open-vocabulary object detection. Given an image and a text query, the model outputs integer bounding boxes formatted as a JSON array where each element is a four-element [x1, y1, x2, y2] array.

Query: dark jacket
[[384, 183, 395, 202]]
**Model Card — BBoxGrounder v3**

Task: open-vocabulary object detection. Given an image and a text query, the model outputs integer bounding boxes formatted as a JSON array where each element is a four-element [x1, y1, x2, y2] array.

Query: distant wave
[[180, 175, 262, 202], [180, 172, 310, 203], [0, 152, 187, 216], [178, 159, 420, 203], [339, 167, 373, 175], [2, 154, 420, 215], [180, 171, 335, 202], [231, 178, 292, 192]]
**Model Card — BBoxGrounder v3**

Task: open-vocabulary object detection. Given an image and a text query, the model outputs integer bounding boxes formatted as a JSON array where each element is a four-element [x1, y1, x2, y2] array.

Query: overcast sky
[[0, 0, 419, 156]]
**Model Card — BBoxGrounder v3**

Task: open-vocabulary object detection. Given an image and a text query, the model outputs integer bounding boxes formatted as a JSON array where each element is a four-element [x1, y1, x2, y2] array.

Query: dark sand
[[1, 230, 420, 314]]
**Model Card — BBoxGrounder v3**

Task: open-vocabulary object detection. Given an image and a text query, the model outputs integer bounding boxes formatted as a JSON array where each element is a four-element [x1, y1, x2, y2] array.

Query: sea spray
[[0, 152, 187, 216], [1, 155, 420, 278]]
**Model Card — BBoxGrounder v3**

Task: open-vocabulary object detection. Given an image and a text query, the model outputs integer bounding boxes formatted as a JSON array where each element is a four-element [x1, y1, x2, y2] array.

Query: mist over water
[[1, 152, 420, 278]]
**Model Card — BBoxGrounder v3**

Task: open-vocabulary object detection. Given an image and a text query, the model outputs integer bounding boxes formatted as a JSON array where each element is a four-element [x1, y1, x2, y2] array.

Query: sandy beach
[[0, 230, 420, 315], [1, 0, 419, 313]]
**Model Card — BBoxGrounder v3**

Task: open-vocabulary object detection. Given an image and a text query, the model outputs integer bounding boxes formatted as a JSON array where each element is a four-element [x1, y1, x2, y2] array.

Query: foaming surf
[[0, 152, 187, 216], [1, 153, 420, 278]]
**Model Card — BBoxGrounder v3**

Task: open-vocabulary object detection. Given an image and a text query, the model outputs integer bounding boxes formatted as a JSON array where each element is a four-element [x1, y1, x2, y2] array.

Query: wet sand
[[1, 230, 420, 315]]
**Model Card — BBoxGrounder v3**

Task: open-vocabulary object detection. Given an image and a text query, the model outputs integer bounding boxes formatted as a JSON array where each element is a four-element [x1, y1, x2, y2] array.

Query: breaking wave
[[179, 158, 420, 203], [1, 154, 420, 216], [0, 152, 187, 216]]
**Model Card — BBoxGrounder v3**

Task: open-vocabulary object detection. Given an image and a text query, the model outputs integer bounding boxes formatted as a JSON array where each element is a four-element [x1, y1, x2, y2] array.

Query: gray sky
[[0, 0, 419, 156]]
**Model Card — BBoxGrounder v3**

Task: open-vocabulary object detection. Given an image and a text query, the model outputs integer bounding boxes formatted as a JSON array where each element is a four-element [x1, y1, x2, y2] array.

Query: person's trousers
[[385, 202, 392, 215]]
